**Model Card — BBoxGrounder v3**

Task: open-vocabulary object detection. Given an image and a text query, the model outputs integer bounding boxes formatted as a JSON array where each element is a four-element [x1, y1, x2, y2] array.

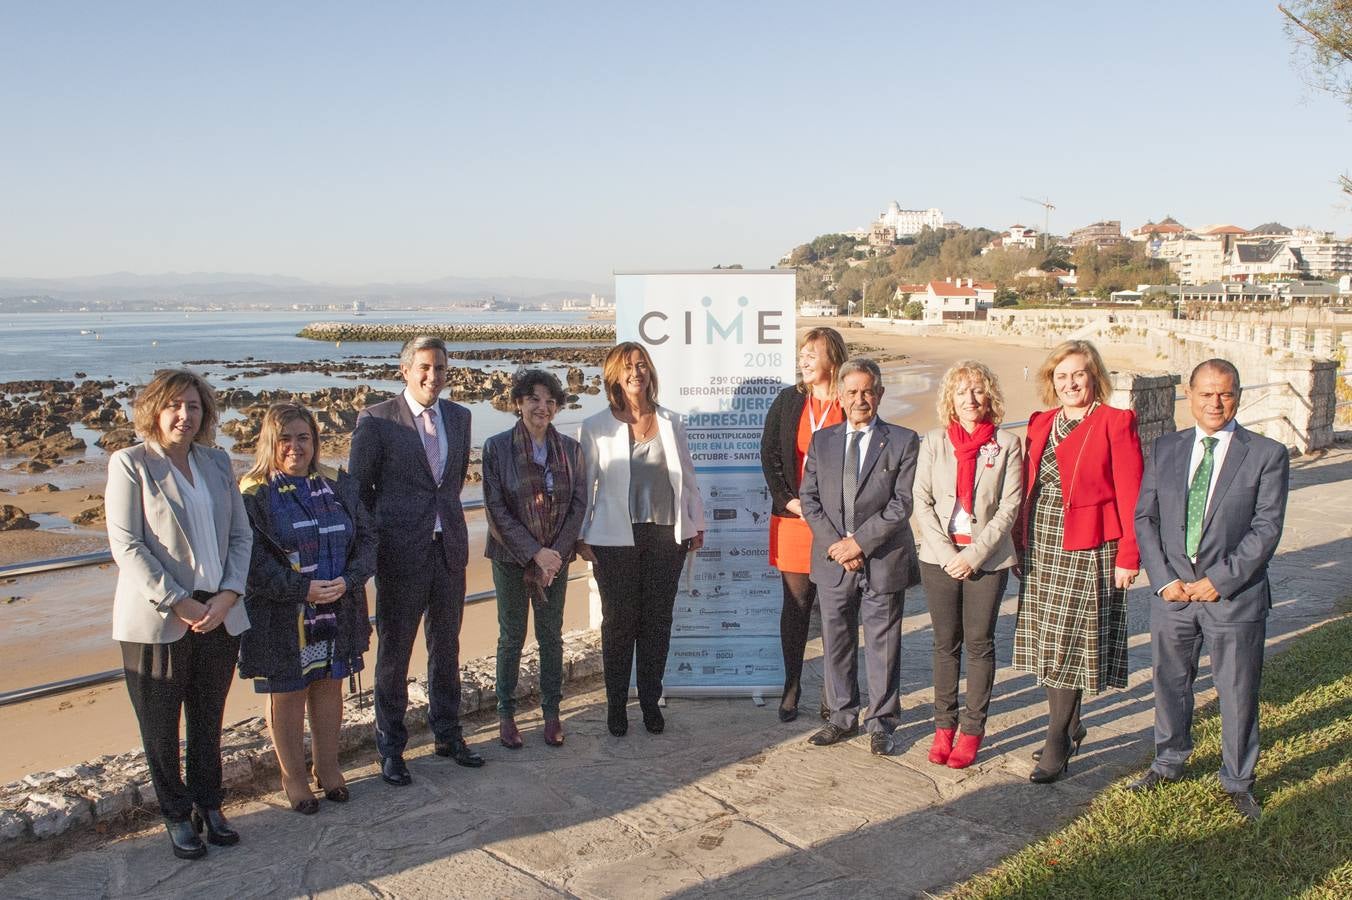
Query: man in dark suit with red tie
[[1132, 358, 1289, 821], [349, 335, 484, 785]]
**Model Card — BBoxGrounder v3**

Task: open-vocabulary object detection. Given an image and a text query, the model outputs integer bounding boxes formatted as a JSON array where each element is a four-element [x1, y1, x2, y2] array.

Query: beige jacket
[[106, 442, 252, 643], [912, 426, 1023, 572]]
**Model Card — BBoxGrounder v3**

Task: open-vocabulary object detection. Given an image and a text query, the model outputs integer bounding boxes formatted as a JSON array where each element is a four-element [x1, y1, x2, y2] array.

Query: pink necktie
[[421, 408, 442, 483]]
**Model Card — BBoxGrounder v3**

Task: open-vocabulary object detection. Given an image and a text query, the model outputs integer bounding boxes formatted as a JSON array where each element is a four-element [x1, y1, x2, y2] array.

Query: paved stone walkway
[[3, 446, 1349, 899]]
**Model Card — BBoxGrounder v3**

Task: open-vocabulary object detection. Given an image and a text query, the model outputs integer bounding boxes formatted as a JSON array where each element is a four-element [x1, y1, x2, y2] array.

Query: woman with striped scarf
[[239, 404, 376, 813]]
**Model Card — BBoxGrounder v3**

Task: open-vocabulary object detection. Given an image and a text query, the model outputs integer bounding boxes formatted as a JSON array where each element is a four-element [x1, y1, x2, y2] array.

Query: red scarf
[[947, 420, 996, 517]]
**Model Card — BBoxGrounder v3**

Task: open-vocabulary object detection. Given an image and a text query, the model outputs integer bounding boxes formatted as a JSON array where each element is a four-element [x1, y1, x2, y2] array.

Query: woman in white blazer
[[577, 342, 705, 738], [912, 361, 1022, 770], [105, 369, 252, 860]]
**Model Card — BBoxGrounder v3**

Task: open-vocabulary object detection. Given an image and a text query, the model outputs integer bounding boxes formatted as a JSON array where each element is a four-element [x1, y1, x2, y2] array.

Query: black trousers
[[591, 524, 687, 709], [921, 561, 1008, 735], [778, 571, 818, 712], [373, 535, 466, 758], [121, 626, 240, 820]]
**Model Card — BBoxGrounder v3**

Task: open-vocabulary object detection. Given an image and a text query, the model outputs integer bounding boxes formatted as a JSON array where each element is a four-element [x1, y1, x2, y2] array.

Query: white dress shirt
[[841, 418, 876, 536], [404, 388, 448, 532], [165, 448, 224, 593], [1158, 418, 1238, 592]]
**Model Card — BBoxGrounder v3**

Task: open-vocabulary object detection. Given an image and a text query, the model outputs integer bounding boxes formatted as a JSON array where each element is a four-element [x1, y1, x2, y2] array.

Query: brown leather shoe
[[499, 717, 524, 750], [544, 717, 565, 747]]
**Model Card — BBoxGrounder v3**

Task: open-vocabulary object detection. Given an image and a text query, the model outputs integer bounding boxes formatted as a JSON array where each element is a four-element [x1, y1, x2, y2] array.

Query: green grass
[[952, 608, 1352, 900]]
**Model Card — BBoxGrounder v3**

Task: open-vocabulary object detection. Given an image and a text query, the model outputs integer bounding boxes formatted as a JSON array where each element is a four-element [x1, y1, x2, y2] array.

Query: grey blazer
[[106, 442, 252, 643], [799, 418, 920, 592], [912, 427, 1023, 571], [1134, 424, 1289, 623]]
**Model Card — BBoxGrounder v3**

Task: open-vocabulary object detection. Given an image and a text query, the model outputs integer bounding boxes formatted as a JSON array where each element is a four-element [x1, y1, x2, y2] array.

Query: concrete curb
[[0, 629, 603, 859]]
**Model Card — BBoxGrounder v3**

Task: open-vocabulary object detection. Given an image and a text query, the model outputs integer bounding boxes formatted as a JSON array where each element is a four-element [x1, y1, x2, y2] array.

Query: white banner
[[613, 270, 796, 696]]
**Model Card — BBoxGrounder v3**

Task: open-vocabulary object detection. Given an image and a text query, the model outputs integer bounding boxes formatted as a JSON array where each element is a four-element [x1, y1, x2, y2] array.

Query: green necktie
[[1185, 436, 1218, 557]]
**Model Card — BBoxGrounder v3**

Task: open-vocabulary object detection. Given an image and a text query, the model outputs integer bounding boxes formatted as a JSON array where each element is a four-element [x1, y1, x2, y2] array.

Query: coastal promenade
[[2, 443, 1347, 897]]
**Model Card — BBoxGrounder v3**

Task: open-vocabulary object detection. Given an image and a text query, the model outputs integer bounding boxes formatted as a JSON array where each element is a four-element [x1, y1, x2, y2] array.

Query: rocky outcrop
[[0, 505, 38, 531], [297, 322, 615, 343]]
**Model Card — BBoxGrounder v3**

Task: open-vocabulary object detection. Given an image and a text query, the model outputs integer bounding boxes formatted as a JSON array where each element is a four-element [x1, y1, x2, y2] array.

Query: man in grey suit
[[800, 357, 920, 755], [1132, 358, 1289, 821], [349, 335, 484, 785]]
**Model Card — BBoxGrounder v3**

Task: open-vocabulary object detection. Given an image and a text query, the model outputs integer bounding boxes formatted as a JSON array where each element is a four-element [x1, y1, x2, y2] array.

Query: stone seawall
[[297, 322, 616, 343], [0, 630, 604, 859]]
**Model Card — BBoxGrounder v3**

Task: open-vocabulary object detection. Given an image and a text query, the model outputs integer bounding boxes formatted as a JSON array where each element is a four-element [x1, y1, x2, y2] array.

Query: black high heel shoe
[[1029, 757, 1069, 784], [190, 806, 240, 846], [166, 817, 207, 860], [1032, 723, 1087, 762]]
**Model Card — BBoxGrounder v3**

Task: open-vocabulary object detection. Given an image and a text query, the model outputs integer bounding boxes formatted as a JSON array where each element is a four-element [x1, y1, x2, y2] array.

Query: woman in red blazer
[[1013, 340, 1142, 784]]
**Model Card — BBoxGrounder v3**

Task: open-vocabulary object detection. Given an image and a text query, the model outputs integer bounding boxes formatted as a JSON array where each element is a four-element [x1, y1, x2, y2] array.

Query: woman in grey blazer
[[105, 369, 252, 860], [912, 361, 1022, 769]]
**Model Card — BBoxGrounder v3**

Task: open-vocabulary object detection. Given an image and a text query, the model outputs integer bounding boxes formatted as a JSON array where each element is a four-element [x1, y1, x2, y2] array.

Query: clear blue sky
[[2, 1, 1348, 284]]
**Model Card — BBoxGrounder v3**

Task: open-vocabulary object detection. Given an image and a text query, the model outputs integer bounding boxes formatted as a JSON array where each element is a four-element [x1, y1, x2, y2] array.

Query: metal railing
[[0, 565, 588, 708]]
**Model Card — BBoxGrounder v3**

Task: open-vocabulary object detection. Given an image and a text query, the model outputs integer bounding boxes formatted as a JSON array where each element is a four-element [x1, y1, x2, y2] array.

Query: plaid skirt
[[1012, 442, 1128, 693]]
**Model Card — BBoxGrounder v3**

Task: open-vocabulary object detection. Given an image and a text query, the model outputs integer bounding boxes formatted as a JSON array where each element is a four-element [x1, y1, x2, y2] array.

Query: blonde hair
[[936, 361, 1005, 426], [796, 327, 849, 395], [602, 341, 660, 410], [132, 369, 219, 446], [244, 403, 320, 482], [1036, 340, 1113, 408]]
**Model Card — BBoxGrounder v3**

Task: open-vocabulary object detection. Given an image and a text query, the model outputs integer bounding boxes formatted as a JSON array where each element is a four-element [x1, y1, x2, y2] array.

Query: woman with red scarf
[[912, 361, 1023, 769]]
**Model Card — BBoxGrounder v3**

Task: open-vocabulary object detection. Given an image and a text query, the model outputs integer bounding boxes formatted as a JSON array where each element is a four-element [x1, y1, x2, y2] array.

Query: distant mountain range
[[0, 272, 612, 309]]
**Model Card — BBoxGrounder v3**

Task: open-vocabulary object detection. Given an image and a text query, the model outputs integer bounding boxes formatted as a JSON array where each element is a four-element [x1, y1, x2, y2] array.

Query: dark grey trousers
[[373, 536, 466, 758], [1150, 600, 1266, 793], [920, 562, 1008, 735], [817, 571, 904, 734]]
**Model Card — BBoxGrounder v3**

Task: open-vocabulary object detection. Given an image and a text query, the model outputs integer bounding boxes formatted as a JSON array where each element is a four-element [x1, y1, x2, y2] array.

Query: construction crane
[[1020, 196, 1055, 252]]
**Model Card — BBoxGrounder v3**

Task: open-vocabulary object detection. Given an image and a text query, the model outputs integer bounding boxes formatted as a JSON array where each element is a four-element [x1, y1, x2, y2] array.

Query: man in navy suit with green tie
[[1131, 358, 1289, 821]]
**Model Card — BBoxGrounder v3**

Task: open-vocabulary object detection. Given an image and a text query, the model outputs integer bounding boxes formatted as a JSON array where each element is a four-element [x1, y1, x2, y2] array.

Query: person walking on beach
[[760, 326, 847, 723], [1130, 358, 1289, 822], [912, 361, 1022, 770], [799, 358, 920, 755], [239, 403, 376, 814], [348, 336, 483, 786], [106, 369, 252, 859]]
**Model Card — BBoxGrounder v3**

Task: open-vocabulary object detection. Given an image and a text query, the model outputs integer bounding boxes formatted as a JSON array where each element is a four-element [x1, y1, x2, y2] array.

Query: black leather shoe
[[869, 733, 891, 756], [642, 706, 665, 734], [166, 818, 207, 860], [1227, 790, 1261, 822], [435, 737, 485, 768], [807, 722, 859, 746], [777, 706, 798, 723], [191, 806, 239, 846], [1126, 770, 1179, 793], [380, 755, 412, 786]]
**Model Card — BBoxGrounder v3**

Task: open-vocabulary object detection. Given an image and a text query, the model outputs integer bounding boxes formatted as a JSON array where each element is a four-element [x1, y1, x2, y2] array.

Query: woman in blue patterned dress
[[239, 404, 376, 813]]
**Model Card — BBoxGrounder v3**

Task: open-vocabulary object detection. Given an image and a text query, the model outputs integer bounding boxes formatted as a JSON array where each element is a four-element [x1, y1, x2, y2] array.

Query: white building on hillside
[[982, 224, 1041, 254], [875, 201, 944, 237], [908, 278, 996, 322], [1156, 236, 1225, 285]]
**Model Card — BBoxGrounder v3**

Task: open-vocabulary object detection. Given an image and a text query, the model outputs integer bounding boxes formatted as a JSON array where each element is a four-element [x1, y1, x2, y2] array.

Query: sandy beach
[[0, 324, 1151, 781]]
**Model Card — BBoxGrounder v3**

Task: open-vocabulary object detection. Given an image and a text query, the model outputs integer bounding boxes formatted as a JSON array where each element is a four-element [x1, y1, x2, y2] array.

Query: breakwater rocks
[[0, 628, 604, 860], [297, 322, 616, 343]]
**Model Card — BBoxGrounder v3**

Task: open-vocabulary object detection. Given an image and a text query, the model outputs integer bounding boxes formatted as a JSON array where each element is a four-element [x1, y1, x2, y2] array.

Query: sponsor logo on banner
[[712, 508, 738, 520]]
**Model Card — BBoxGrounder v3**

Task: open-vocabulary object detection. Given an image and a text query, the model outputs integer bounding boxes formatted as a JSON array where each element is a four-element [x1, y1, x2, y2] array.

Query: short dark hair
[[1190, 358, 1241, 393], [510, 368, 567, 414]]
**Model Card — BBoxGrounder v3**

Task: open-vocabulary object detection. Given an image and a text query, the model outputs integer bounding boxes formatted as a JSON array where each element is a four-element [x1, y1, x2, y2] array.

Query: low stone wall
[[1109, 372, 1180, 458], [0, 630, 604, 859], [297, 322, 616, 343]]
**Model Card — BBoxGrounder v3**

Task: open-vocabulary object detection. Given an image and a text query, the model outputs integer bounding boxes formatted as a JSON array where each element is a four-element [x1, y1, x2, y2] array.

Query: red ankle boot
[[928, 728, 956, 765], [946, 731, 982, 769]]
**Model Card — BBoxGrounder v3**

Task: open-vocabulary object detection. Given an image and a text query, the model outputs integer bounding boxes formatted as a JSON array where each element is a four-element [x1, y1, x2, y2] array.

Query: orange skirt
[[769, 514, 813, 574]]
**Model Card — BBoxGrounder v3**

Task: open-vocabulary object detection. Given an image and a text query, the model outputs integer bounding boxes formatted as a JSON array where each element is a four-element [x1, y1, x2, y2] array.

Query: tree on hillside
[[1280, 2, 1352, 194]]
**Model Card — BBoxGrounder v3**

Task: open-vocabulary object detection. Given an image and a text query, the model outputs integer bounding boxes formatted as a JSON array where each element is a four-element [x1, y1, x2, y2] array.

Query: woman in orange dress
[[760, 327, 848, 722]]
